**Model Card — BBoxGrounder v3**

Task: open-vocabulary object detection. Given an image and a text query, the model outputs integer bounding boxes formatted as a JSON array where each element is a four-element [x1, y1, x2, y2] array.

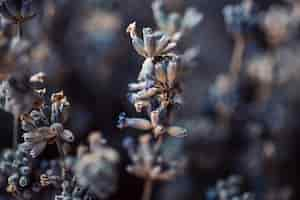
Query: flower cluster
[[0, 147, 41, 200], [116, 2, 202, 200], [118, 22, 188, 138], [123, 135, 185, 182]]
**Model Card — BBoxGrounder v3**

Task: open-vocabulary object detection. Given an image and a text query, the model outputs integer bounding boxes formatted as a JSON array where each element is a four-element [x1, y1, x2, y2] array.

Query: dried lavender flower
[[21, 123, 74, 158], [127, 22, 176, 58]]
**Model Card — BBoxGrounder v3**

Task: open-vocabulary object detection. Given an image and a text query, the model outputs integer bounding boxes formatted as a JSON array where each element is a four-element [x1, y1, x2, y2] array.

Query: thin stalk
[[230, 35, 246, 81], [16, 22, 22, 40], [142, 178, 153, 200], [13, 115, 19, 149], [55, 138, 66, 178]]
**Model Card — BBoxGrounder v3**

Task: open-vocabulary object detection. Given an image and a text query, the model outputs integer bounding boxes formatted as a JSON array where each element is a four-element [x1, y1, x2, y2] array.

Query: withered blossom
[[21, 123, 74, 158], [127, 22, 176, 59]]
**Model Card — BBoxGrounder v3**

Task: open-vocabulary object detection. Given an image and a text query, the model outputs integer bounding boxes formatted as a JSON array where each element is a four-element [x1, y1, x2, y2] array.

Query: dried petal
[[138, 58, 155, 81], [167, 58, 180, 87], [156, 34, 171, 55], [150, 110, 160, 127], [126, 118, 153, 130], [143, 27, 156, 57], [60, 129, 74, 143], [127, 22, 147, 57], [155, 62, 167, 83], [161, 42, 177, 54], [29, 72, 46, 83], [30, 141, 47, 158], [134, 100, 150, 112]]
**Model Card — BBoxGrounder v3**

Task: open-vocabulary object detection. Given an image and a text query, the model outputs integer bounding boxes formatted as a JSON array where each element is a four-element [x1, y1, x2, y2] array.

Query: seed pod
[[167, 58, 180, 88], [127, 22, 147, 57], [135, 87, 159, 100], [126, 118, 153, 130], [160, 42, 176, 54], [19, 166, 31, 176], [19, 176, 30, 187], [128, 81, 147, 91], [29, 72, 46, 83], [166, 126, 187, 137], [143, 27, 156, 57], [134, 100, 150, 113], [156, 34, 171, 55], [132, 37, 146, 57], [150, 110, 160, 127], [60, 129, 75, 143], [138, 58, 155, 81], [155, 62, 167, 83], [8, 173, 19, 185]]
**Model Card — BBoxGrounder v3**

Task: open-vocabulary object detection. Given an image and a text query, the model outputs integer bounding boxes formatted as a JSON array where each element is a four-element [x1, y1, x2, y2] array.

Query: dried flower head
[[21, 123, 74, 158], [127, 22, 176, 58]]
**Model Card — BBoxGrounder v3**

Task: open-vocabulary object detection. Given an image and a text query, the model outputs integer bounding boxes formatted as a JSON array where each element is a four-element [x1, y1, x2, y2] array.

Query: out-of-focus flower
[[75, 132, 119, 199], [152, 0, 203, 41], [223, 0, 257, 37], [259, 6, 297, 47], [124, 135, 185, 181]]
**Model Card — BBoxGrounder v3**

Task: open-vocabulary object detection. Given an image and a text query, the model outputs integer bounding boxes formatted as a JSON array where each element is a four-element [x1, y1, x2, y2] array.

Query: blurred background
[[1, 0, 299, 200]]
